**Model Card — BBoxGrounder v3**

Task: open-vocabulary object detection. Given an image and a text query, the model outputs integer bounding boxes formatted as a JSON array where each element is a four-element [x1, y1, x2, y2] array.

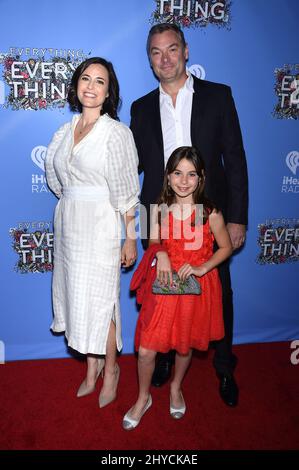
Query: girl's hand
[[156, 251, 173, 286], [192, 265, 208, 278], [121, 239, 137, 268], [178, 263, 207, 281]]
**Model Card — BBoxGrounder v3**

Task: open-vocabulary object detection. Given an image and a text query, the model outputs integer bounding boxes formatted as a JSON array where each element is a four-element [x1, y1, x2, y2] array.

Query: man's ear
[[184, 44, 189, 62]]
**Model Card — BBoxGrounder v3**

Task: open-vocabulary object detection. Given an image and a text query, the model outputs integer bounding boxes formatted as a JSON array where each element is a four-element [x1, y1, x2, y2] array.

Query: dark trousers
[[212, 258, 237, 376]]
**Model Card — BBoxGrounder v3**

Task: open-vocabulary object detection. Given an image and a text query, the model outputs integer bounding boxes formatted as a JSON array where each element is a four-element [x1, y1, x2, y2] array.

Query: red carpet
[[0, 342, 298, 450]]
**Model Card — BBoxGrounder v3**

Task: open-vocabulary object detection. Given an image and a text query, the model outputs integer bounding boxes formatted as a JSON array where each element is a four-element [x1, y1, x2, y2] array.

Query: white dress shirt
[[159, 69, 194, 166]]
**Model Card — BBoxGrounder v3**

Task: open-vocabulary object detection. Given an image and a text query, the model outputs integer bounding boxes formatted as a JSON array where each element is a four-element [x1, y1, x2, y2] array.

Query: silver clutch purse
[[152, 271, 201, 295]]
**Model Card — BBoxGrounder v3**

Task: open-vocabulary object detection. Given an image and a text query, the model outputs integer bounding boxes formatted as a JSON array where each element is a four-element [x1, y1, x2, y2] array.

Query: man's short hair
[[146, 23, 187, 57]]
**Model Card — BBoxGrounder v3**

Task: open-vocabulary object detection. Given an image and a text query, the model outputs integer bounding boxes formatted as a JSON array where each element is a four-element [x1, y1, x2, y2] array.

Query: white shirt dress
[[45, 113, 140, 355]]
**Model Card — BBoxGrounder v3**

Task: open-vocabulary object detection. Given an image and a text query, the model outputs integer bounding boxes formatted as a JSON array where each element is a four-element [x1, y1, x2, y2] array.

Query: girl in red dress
[[123, 146, 233, 430]]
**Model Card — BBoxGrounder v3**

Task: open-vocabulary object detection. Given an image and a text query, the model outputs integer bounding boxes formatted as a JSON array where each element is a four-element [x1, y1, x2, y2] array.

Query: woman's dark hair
[[146, 23, 187, 57], [67, 57, 120, 120], [157, 146, 217, 224]]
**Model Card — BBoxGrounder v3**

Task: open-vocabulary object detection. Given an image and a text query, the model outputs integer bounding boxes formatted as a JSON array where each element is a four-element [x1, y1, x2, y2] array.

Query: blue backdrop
[[0, 0, 298, 362]]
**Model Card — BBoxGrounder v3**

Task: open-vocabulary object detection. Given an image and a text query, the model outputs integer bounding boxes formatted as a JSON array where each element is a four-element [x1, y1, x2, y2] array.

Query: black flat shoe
[[219, 374, 239, 407]]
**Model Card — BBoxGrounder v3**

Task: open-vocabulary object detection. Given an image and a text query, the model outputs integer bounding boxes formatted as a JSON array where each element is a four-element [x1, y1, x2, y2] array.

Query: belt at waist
[[62, 186, 110, 201]]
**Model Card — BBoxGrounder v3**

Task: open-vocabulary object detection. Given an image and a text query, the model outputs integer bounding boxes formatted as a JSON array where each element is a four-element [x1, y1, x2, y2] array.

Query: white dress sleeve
[[45, 123, 69, 198], [106, 123, 140, 215]]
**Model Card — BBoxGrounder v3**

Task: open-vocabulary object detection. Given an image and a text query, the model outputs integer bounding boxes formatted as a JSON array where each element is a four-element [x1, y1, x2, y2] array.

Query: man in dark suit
[[130, 24, 248, 407]]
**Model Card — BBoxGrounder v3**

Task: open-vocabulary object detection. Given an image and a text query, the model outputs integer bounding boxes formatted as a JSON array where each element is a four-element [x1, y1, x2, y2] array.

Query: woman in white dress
[[45, 57, 139, 408]]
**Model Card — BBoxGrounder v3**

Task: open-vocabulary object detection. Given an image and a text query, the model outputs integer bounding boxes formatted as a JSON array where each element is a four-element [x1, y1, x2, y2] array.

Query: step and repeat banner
[[0, 0, 298, 361]]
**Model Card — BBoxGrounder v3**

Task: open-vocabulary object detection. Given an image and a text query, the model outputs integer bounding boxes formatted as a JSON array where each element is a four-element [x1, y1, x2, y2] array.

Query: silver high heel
[[123, 395, 152, 430], [99, 363, 120, 408], [170, 391, 186, 419], [76, 358, 105, 398]]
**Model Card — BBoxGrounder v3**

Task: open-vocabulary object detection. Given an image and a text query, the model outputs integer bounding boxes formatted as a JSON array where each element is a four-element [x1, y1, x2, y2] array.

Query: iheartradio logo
[[31, 145, 47, 172], [286, 151, 299, 175]]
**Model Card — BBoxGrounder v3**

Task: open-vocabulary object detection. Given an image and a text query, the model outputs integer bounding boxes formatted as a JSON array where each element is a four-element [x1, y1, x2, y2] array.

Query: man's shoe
[[151, 357, 173, 387], [219, 374, 239, 407]]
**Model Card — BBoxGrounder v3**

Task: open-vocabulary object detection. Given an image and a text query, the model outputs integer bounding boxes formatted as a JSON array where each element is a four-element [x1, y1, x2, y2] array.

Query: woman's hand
[[121, 239, 137, 268], [178, 263, 207, 281], [156, 251, 173, 286]]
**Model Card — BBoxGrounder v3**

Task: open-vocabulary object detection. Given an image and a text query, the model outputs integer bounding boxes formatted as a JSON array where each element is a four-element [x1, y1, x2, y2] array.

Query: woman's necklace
[[78, 117, 98, 135]]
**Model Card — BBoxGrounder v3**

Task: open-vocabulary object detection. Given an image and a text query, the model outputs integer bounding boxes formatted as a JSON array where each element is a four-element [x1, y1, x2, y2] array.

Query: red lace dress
[[136, 211, 224, 354]]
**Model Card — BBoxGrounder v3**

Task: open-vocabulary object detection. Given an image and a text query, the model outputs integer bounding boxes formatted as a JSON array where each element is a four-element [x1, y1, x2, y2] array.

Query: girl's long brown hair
[[157, 146, 217, 224]]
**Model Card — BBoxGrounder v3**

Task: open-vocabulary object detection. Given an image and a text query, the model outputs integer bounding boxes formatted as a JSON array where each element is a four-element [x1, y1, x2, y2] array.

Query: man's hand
[[226, 223, 246, 250]]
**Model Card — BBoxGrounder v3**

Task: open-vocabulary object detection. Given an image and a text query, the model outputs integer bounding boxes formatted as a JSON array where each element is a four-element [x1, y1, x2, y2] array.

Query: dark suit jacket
[[130, 76, 248, 232]]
